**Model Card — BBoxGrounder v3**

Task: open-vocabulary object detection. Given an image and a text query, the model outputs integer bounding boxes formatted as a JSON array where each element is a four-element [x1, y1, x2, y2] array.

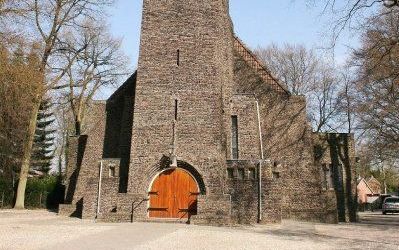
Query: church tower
[[128, 0, 235, 219], [60, 0, 355, 225]]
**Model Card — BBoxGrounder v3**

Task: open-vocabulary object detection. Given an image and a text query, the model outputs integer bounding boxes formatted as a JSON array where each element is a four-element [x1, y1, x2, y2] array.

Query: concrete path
[[0, 210, 398, 250]]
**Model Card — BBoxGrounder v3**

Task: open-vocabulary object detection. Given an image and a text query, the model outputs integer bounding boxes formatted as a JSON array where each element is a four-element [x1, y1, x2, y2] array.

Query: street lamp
[[168, 144, 178, 168]]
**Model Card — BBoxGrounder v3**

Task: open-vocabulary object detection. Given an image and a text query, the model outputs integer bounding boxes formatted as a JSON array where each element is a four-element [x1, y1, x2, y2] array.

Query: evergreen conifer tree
[[30, 100, 55, 175]]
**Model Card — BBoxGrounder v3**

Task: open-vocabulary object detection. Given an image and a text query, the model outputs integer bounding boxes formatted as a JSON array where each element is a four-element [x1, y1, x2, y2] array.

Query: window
[[227, 168, 234, 179], [109, 165, 116, 178], [322, 164, 334, 189], [231, 115, 239, 159], [334, 164, 343, 191], [385, 198, 399, 204], [321, 164, 334, 190], [321, 164, 328, 189], [248, 168, 256, 180], [237, 168, 245, 180], [111, 205, 117, 213], [177, 49, 180, 66], [174, 99, 178, 121], [272, 171, 280, 179]]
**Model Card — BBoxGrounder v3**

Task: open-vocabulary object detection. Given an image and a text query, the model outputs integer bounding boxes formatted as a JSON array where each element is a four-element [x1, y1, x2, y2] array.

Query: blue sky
[[108, 0, 359, 69], [97, 0, 361, 101]]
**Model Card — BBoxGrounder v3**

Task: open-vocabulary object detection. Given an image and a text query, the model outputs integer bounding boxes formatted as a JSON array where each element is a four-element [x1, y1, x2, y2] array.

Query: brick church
[[59, 0, 358, 225]]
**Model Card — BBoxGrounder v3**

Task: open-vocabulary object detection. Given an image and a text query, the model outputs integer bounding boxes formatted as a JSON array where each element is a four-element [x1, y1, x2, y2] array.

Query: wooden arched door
[[149, 168, 199, 219]]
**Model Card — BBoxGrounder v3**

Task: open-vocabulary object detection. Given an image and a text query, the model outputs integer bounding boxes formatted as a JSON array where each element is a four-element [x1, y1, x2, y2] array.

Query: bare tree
[[0, 0, 30, 45], [255, 44, 318, 95], [334, 69, 358, 134], [0, 0, 27, 17], [305, 0, 398, 47], [356, 143, 399, 192], [3, 0, 115, 209], [353, 8, 399, 163], [255, 44, 342, 132], [311, 65, 341, 132], [58, 21, 129, 135]]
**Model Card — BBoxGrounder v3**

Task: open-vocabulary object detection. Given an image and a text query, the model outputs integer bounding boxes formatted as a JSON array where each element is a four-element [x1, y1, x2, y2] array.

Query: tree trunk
[[14, 99, 41, 209], [74, 96, 85, 136], [74, 118, 81, 136]]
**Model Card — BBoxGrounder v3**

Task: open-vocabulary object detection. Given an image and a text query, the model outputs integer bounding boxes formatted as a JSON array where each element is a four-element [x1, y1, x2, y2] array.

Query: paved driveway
[[0, 210, 398, 250], [359, 211, 399, 227]]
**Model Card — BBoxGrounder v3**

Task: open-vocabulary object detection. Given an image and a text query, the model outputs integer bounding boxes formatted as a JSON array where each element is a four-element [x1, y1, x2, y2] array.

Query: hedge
[[0, 175, 64, 209]]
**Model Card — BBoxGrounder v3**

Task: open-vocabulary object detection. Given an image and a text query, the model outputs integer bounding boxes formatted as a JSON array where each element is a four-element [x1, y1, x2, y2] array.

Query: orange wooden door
[[149, 168, 199, 219]]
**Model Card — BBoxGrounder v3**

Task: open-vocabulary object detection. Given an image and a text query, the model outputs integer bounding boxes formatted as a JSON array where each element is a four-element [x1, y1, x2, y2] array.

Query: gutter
[[96, 160, 104, 221], [255, 100, 264, 223]]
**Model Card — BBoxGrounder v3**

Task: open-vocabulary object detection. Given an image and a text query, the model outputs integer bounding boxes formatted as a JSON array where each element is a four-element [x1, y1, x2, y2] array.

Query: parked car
[[379, 194, 392, 209], [382, 197, 399, 215]]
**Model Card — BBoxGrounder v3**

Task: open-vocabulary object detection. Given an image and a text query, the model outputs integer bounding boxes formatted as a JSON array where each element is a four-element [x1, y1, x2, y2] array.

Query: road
[[359, 211, 399, 226], [0, 210, 398, 250]]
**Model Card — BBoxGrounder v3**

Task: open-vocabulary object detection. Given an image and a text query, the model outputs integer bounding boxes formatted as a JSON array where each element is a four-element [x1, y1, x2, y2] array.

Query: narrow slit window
[[272, 171, 280, 179], [227, 168, 234, 179], [237, 168, 245, 180], [321, 164, 328, 189], [231, 115, 239, 159], [174, 99, 178, 120], [177, 49, 180, 66], [109, 165, 116, 178], [248, 168, 256, 180]]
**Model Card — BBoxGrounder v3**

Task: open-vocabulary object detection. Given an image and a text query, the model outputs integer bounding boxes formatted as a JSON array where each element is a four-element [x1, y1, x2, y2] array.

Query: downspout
[[256, 99, 264, 223], [96, 160, 104, 220]]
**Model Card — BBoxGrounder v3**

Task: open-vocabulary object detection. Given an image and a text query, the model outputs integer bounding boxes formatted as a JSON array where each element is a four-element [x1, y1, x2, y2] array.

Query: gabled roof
[[366, 176, 381, 185], [358, 178, 375, 194], [366, 176, 382, 194], [358, 177, 382, 195], [233, 36, 290, 96], [108, 71, 137, 102]]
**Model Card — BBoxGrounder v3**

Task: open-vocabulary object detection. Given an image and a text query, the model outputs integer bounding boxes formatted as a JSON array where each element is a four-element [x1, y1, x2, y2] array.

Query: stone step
[[96, 213, 132, 223], [137, 217, 190, 224], [97, 213, 191, 224]]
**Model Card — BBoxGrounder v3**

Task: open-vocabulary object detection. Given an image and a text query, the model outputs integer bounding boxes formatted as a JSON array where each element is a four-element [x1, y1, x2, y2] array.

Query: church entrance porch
[[148, 168, 199, 219]]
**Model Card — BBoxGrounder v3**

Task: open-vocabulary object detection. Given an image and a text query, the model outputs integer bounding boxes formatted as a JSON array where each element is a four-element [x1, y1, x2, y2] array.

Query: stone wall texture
[[59, 0, 357, 225], [313, 133, 358, 222]]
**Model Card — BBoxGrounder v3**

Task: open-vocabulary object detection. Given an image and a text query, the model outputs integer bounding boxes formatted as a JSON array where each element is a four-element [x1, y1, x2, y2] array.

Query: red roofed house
[[357, 176, 382, 207]]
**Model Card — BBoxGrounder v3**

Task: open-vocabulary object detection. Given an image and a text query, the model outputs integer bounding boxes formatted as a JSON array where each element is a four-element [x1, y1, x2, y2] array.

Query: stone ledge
[[96, 213, 132, 223], [58, 204, 77, 217]]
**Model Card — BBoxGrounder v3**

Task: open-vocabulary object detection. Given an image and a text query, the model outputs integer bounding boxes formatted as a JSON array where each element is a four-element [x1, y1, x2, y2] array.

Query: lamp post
[[169, 144, 178, 168]]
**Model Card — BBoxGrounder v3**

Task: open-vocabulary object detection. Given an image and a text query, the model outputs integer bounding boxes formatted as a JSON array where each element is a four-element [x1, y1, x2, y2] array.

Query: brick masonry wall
[[233, 49, 329, 222], [225, 160, 282, 224], [191, 194, 232, 226], [230, 95, 261, 160], [128, 0, 236, 224], [60, 0, 357, 225], [67, 76, 137, 218], [313, 133, 358, 222], [61, 102, 108, 218], [104, 74, 136, 193]]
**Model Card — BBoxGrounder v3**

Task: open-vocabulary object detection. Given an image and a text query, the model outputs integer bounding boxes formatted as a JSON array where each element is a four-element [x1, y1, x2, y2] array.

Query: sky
[[103, 0, 360, 96]]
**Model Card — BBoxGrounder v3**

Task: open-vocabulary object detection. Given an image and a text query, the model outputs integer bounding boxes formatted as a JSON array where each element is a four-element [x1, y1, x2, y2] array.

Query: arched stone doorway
[[148, 168, 199, 219]]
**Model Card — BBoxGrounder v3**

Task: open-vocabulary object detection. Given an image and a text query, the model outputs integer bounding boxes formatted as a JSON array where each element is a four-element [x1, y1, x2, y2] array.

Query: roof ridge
[[233, 35, 290, 95]]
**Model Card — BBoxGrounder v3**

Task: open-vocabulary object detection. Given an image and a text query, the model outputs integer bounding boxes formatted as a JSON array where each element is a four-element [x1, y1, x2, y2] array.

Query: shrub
[[0, 175, 64, 209]]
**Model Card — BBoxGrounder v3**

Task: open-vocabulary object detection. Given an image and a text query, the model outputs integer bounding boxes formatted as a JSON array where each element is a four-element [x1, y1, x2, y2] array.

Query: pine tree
[[30, 100, 55, 175]]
